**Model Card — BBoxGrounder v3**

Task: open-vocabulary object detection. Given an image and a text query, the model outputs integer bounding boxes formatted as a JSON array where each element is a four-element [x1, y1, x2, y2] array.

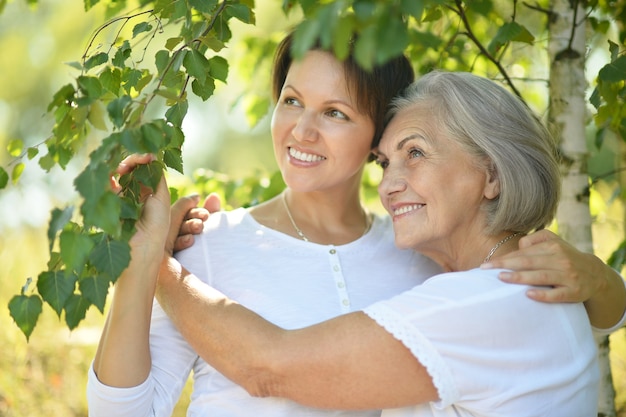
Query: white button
[[337, 282, 345, 288], [330, 249, 336, 254], [342, 299, 350, 306], [333, 265, 340, 272]]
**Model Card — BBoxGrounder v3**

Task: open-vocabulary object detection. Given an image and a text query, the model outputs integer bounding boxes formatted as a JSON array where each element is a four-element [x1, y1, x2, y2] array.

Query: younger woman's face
[[271, 50, 375, 194]]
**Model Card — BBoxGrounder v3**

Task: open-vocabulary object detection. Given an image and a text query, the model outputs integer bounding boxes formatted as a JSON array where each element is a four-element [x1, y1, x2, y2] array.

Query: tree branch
[[450, 0, 523, 99]]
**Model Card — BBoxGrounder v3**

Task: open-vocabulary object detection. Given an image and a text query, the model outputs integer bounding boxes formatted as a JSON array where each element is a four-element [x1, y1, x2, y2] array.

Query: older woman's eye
[[408, 148, 424, 159], [375, 158, 389, 169]]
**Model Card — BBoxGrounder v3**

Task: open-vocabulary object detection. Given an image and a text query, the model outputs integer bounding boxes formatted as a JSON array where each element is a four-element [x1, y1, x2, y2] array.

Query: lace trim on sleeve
[[363, 303, 459, 408]]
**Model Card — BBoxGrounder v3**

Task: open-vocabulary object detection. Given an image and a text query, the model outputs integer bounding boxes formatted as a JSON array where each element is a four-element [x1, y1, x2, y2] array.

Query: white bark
[[548, 1, 616, 415]]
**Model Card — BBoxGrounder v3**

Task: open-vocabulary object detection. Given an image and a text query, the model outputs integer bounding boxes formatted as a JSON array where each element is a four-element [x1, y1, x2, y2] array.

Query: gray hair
[[388, 71, 561, 235]]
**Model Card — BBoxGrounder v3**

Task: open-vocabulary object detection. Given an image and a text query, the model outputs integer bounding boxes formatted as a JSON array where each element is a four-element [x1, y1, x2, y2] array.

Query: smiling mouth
[[289, 147, 326, 163], [393, 204, 424, 216]]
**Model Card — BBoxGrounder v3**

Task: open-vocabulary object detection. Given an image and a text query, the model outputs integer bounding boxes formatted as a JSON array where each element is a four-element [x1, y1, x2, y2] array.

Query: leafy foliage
[[2, 0, 626, 338]]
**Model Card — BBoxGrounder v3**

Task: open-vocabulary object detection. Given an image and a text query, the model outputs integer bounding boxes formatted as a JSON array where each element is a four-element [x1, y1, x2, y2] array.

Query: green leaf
[[488, 22, 535, 55], [331, 15, 354, 60], [47, 207, 74, 251], [132, 22, 153, 38], [107, 95, 132, 128], [77, 75, 104, 101], [165, 100, 188, 127], [60, 229, 95, 274], [27, 147, 39, 160], [100, 67, 122, 94], [608, 40, 620, 62], [74, 162, 110, 203], [36, 270, 77, 317], [168, 125, 184, 148], [140, 122, 167, 151], [131, 160, 164, 191], [165, 37, 183, 51], [243, 95, 270, 127], [183, 49, 210, 83], [78, 274, 111, 313], [226, 3, 254, 24], [401, 0, 425, 19], [0, 167, 8, 189], [9, 295, 43, 341], [88, 237, 131, 281], [155, 50, 170, 75], [112, 40, 132, 67], [354, 26, 377, 70], [292, 19, 321, 60], [122, 68, 144, 92], [11, 162, 24, 184], [83, 191, 122, 237], [191, 77, 215, 101], [164, 147, 184, 173], [199, 35, 225, 52], [65, 61, 83, 71], [208, 56, 228, 82], [134, 71, 153, 94], [88, 100, 109, 131], [83, 0, 100, 11], [599, 55, 626, 82], [188, 0, 217, 13], [120, 128, 150, 154], [84, 52, 109, 71], [375, 11, 409, 64], [353, 0, 376, 21], [63, 293, 90, 330], [7, 139, 23, 157], [608, 240, 626, 271], [47, 84, 76, 112]]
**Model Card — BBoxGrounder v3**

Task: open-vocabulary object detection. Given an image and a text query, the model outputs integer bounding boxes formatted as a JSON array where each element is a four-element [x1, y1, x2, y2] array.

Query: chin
[[394, 237, 415, 250]]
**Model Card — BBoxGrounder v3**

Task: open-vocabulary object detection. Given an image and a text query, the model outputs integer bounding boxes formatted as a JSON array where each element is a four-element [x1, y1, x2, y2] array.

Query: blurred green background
[[0, 0, 624, 416]]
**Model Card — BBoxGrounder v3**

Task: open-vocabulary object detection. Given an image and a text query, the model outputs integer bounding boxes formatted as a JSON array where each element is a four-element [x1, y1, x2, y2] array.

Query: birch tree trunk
[[548, 1, 616, 415]]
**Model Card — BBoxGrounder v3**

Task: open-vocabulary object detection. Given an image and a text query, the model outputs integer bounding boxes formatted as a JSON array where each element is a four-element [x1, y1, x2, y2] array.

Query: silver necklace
[[282, 192, 309, 242], [483, 232, 522, 263], [282, 192, 371, 242]]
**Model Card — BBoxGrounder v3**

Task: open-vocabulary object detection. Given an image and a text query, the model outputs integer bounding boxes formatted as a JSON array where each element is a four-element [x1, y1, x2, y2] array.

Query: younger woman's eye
[[284, 97, 301, 106], [327, 109, 349, 120]]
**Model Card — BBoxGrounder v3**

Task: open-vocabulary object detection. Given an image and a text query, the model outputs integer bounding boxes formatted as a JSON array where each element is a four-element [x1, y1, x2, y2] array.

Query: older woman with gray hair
[[145, 72, 603, 415]]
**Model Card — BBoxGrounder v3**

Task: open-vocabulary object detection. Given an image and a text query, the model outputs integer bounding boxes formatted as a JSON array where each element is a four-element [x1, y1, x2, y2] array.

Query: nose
[[378, 163, 407, 198], [291, 111, 319, 142]]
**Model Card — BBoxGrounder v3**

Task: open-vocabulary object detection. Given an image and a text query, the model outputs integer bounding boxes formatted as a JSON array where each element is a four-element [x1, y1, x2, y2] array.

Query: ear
[[483, 161, 500, 200]]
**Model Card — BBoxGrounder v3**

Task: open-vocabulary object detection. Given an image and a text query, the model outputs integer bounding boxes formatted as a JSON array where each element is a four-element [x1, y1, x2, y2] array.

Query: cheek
[[270, 108, 292, 138]]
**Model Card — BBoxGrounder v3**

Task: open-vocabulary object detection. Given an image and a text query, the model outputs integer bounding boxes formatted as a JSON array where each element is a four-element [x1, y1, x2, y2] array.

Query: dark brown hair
[[271, 28, 414, 155]]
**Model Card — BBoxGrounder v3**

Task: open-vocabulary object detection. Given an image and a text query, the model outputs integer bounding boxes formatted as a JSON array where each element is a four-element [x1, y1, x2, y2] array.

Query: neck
[[415, 231, 523, 273], [281, 189, 370, 245]]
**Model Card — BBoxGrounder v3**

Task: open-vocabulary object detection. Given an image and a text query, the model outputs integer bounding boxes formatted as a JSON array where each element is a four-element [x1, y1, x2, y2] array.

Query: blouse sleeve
[[86, 300, 198, 417], [362, 269, 598, 413]]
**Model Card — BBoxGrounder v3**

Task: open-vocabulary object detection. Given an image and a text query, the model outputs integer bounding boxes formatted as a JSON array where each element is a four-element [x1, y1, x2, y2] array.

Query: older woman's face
[[376, 104, 498, 265]]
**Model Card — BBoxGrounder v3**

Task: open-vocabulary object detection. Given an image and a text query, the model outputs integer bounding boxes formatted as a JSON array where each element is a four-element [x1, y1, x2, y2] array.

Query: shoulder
[[202, 207, 250, 232]]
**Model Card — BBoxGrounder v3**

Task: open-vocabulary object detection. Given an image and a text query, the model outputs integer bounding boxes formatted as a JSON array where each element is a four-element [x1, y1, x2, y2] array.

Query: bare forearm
[[584, 256, 626, 329], [92, 247, 161, 388]]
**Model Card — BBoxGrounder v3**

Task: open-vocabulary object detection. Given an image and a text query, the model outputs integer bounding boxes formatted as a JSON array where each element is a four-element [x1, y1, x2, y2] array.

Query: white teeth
[[393, 204, 423, 216], [289, 147, 325, 162]]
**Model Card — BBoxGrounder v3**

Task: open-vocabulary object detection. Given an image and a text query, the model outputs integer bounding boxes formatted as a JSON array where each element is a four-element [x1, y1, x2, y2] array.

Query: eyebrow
[[282, 84, 355, 110], [396, 134, 425, 150]]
